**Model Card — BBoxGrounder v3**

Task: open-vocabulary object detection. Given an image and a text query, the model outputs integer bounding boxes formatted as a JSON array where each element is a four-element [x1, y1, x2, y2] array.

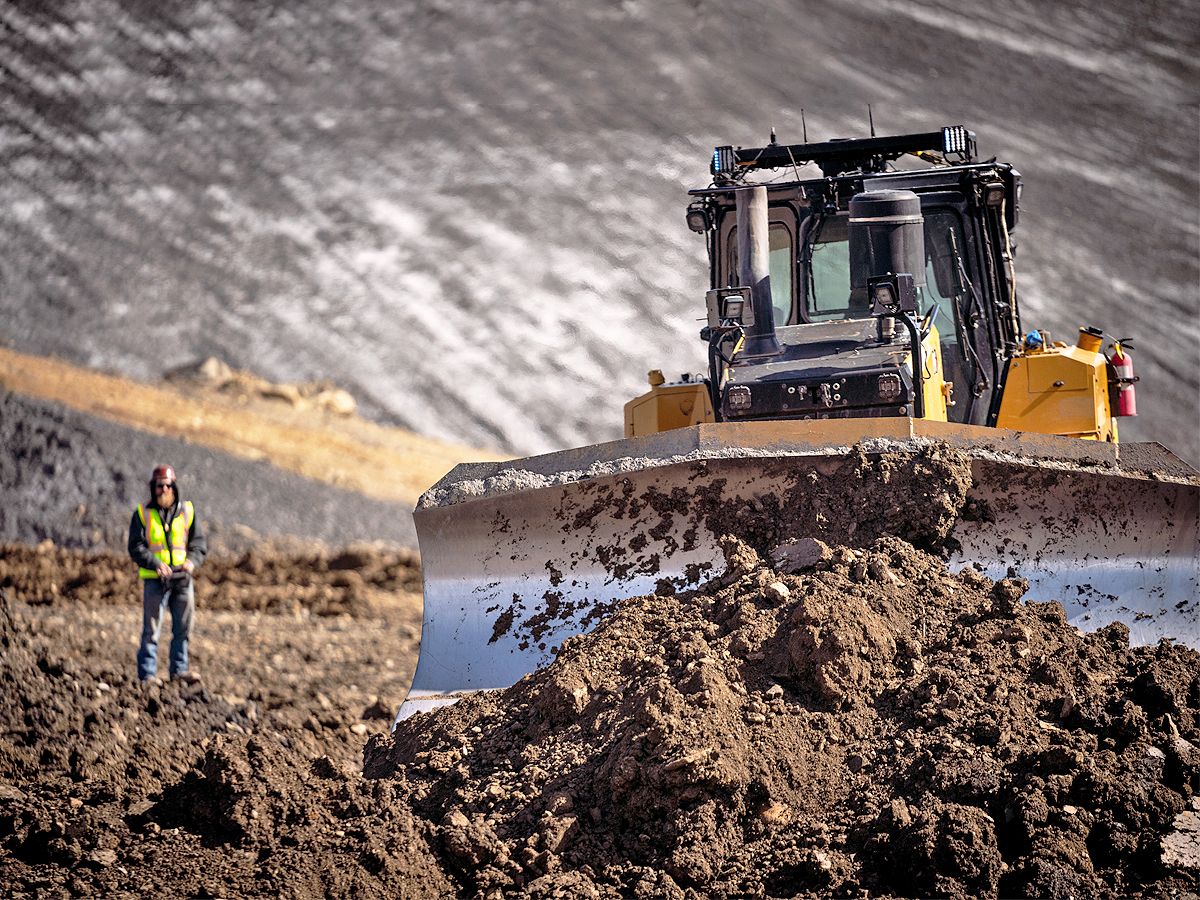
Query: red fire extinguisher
[[1109, 340, 1138, 417]]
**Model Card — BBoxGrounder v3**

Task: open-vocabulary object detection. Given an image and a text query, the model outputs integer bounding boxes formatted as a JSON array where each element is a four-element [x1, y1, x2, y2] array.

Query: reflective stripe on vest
[[137, 501, 194, 579]]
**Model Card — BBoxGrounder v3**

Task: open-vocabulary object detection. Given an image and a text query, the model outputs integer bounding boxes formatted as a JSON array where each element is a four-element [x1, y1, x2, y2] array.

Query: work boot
[[173, 671, 202, 685]]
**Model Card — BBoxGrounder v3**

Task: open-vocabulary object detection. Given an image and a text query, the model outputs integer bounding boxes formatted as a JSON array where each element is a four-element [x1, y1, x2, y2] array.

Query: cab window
[[725, 222, 795, 326], [797, 209, 966, 336]]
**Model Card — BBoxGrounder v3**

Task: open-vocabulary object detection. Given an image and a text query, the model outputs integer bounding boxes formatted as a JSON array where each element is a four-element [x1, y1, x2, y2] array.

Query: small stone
[[1161, 810, 1200, 870], [87, 848, 118, 868], [69, 798, 84, 810], [362, 697, 394, 721], [771, 537, 832, 572], [746, 712, 767, 724], [349, 723, 368, 736], [765, 682, 784, 700], [1002, 624, 1030, 643], [764, 581, 791, 604], [1063, 805, 1078, 816], [540, 814, 577, 853], [760, 801, 791, 826], [867, 556, 901, 584], [847, 754, 865, 773]]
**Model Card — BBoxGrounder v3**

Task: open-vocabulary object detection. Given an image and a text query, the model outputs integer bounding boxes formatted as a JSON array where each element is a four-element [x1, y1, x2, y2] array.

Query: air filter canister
[[849, 190, 926, 312]]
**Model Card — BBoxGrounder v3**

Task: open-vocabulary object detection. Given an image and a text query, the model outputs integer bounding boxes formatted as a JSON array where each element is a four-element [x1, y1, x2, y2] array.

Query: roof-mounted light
[[711, 145, 735, 177], [685, 201, 710, 233], [941, 125, 976, 158]]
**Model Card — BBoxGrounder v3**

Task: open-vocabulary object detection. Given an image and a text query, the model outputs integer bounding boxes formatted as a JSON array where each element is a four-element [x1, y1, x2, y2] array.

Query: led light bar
[[711, 145, 736, 177], [941, 125, 975, 156]]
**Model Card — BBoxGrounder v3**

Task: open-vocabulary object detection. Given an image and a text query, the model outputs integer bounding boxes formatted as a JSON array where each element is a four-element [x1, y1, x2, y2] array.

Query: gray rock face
[[0, 0, 1195, 465]]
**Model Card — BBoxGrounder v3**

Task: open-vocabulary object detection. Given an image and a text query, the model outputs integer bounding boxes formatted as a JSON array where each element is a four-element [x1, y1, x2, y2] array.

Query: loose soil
[[0, 541, 452, 898], [1, 369, 1196, 898], [367, 536, 1200, 899], [3, 537, 1196, 898]]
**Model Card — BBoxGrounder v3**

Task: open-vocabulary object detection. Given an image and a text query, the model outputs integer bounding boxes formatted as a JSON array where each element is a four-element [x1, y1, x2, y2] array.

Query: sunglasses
[[153, 482, 175, 490]]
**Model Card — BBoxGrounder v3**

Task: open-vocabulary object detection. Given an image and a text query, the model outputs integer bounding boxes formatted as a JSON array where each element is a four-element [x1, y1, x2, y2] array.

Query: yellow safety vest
[[136, 501, 194, 579]]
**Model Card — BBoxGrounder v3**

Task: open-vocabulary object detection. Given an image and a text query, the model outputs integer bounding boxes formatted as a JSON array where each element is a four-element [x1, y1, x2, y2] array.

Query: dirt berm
[[366, 532, 1199, 898]]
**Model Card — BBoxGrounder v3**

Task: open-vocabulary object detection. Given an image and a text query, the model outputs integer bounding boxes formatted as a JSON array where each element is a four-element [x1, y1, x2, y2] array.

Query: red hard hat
[[150, 465, 177, 484]]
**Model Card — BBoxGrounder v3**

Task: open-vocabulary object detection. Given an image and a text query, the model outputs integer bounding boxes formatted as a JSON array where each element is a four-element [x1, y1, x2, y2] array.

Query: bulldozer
[[398, 126, 1199, 719]]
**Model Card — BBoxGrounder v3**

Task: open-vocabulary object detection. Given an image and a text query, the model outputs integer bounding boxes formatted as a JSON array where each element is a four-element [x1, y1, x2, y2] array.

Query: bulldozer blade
[[398, 420, 1198, 719]]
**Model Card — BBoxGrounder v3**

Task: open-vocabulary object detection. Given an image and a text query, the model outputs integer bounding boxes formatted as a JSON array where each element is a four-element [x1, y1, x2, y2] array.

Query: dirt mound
[[0, 542, 420, 616], [0, 542, 446, 898], [367, 537, 1200, 898]]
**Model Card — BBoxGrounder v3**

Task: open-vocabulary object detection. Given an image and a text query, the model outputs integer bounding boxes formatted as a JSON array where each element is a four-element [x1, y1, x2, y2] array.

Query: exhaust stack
[[734, 185, 782, 358]]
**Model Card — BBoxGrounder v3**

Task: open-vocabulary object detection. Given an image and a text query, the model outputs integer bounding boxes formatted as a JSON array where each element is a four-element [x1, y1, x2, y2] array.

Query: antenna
[[769, 125, 777, 145], [801, 109, 808, 143], [868, 104, 876, 137]]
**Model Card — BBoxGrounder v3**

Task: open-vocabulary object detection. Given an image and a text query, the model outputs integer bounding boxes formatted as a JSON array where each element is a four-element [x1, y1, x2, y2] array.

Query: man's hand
[[156, 563, 172, 579], [182, 561, 195, 575]]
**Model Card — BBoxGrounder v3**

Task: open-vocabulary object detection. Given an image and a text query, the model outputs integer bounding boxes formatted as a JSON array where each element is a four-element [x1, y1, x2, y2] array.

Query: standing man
[[128, 464, 207, 683]]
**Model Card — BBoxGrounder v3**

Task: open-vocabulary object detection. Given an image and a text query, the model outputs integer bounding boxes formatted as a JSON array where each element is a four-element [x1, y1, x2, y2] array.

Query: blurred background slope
[[2, 0, 1196, 462]]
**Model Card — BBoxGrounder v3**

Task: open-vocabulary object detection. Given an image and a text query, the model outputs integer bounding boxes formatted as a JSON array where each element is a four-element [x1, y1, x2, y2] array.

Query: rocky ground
[[2, 535, 1197, 898], [0, 541, 448, 898]]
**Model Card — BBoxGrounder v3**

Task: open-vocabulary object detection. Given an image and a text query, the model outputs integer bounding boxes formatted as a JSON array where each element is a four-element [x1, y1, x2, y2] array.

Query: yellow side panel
[[996, 346, 1115, 440], [624, 383, 715, 438], [920, 327, 949, 422]]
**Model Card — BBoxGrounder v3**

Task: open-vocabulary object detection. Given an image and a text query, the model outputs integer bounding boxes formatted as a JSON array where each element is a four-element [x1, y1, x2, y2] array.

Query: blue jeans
[[137, 577, 194, 680]]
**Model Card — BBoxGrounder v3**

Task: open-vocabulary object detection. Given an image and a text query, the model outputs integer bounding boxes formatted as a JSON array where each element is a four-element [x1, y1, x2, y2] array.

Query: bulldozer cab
[[693, 128, 1022, 426]]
